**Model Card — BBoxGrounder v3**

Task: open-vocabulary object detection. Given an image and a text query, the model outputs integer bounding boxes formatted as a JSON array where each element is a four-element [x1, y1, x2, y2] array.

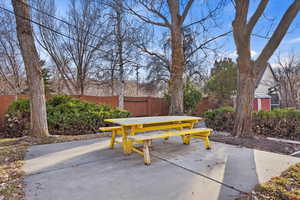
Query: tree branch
[[186, 31, 232, 59], [232, 0, 249, 33], [180, 0, 195, 24], [255, 0, 300, 70], [139, 1, 170, 27], [140, 45, 170, 66], [125, 5, 169, 27], [247, 0, 269, 34]]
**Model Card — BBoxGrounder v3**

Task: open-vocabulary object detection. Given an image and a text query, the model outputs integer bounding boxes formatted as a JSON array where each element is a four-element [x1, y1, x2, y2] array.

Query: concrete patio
[[23, 137, 300, 200]]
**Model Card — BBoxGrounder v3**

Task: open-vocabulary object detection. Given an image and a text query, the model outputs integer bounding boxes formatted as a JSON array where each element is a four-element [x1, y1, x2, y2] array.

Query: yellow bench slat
[[99, 126, 122, 131], [127, 128, 212, 141], [135, 122, 193, 133]]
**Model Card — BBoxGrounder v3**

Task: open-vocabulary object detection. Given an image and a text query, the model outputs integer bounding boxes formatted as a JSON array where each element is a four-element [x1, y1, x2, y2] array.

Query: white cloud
[[226, 50, 257, 59], [250, 50, 257, 57], [286, 37, 300, 44], [228, 51, 237, 58]]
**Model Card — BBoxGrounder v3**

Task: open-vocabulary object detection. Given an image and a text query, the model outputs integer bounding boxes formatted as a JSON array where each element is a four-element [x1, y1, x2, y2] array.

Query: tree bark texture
[[232, 0, 300, 137], [169, 25, 185, 114], [233, 60, 255, 137], [168, 0, 186, 115], [12, 0, 49, 137], [116, 0, 124, 109]]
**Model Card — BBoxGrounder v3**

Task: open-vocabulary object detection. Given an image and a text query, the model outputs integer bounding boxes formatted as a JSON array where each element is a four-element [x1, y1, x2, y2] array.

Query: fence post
[[147, 97, 152, 116], [116, 96, 119, 108]]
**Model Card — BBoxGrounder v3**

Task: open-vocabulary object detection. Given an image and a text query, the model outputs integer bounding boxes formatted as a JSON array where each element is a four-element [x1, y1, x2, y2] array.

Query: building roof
[[255, 93, 271, 98], [256, 63, 278, 88]]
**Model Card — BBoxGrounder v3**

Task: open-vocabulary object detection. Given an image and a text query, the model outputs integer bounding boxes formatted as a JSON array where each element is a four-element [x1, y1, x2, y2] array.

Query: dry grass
[[0, 139, 27, 200], [253, 163, 300, 200], [236, 163, 300, 200]]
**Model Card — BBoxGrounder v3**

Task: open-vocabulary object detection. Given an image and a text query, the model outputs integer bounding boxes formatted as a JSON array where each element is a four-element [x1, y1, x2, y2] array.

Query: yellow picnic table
[[104, 116, 202, 154]]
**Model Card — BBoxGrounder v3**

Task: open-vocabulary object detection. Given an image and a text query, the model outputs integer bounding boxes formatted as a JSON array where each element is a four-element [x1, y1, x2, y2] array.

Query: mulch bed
[[210, 133, 300, 155]]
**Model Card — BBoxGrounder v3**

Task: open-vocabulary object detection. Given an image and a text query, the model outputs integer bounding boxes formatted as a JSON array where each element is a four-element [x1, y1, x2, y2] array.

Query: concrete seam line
[[151, 152, 250, 196]]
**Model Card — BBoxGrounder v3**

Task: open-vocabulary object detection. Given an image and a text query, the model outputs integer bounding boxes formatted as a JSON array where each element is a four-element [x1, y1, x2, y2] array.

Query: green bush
[[183, 81, 202, 113], [3, 95, 130, 137], [4, 98, 31, 137], [204, 106, 300, 140], [165, 81, 202, 113], [253, 108, 300, 140], [204, 106, 235, 132], [7, 98, 30, 114]]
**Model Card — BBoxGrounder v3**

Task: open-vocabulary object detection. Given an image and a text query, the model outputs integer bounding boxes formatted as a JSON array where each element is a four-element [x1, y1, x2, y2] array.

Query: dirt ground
[[210, 133, 300, 155]]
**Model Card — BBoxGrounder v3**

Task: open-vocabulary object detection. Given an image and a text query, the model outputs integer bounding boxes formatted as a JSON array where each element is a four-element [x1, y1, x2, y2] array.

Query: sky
[[211, 0, 300, 66], [52, 0, 300, 67], [2, 0, 300, 69]]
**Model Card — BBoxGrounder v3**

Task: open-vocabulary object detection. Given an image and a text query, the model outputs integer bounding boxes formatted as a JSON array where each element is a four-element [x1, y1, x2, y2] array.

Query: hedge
[[204, 106, 235, 132], [2, 95, 130, 137], [204, 107, 300, 140]]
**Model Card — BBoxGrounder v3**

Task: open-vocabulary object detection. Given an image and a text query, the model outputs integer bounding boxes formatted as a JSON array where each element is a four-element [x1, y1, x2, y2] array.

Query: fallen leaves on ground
[[236, 163, 300, 200]]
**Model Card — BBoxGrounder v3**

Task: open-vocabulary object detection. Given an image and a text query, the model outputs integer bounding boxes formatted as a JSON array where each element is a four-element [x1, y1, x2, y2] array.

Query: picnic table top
[[104, 116, 201, 126]]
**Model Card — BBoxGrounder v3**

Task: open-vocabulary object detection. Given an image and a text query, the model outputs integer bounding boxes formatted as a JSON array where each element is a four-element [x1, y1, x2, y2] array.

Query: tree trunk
[[80, 78, 84, 96], [111, 71, 115, 96], [116, 0, 124, 109], [169, 25, 185, 115], [118, 81, 124, 109], [12, 0, 49, 137], [233, 60, 255, 137]]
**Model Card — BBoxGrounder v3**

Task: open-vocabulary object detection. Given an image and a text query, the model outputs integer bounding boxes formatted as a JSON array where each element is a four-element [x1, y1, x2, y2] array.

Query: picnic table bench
[[127, 128, 212, 165], [100, 116, 213, 165]]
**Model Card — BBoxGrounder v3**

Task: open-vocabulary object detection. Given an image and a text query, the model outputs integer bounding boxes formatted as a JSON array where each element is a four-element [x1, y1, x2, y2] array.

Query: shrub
[[204, 106, 235, 132], [204, 106, 300, 140], [253, 108, 300, 140], [165, 81, 202, 113], [4, 98, 31, 137], [183, 81, 202, 113], [3, 95, 130, 137]]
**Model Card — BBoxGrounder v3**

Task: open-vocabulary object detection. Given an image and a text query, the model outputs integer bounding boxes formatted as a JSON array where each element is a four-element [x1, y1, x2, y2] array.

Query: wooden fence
[[0, 95, 215, 130], [0, 95, 169, 129]]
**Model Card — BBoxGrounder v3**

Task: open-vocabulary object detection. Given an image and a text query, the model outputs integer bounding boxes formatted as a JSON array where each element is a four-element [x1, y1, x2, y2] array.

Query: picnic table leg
[[148, 139, 153, 149], [127, 139, 133, 154], [109, 130, 116, 149], [122, 128, 129, 154], [183, 135, 191, 145], [143, 140, 151, 165], [204, 136, 211, 150]]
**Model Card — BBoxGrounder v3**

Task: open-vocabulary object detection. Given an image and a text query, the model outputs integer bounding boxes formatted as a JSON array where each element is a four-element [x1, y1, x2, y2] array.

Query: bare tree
[[276, 52, 300, 108], [232, 0, 300, 137], [111, 0, 125, 108], [35, 0, 108, 95], [64, 0, 108, 95], [95, 49, 119, 95], [35, 0, 76, 94], [11, 0, 49, 137], [143, 28, 212, 93], [0, 5, 25, 94], [126, 0, 227, 114], [99, 0, 146, 107]]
